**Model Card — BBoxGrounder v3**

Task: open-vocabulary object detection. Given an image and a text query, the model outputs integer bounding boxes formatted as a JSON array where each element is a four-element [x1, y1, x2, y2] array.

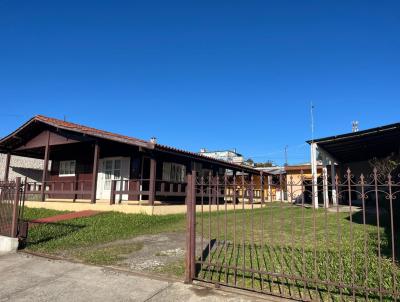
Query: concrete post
[[310, 142, 319, 209], [330, 160, 337, 205], [322, 159, 329, 208], [267, 175, 272, 201]]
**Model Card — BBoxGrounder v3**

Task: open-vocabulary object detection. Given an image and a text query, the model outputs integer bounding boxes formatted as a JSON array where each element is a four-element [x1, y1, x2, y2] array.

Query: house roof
[[0, 115, 261, 174], [307, 122, 400, 162]]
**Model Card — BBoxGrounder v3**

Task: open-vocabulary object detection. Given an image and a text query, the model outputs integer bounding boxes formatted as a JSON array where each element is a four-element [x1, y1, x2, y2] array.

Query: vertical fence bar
[[335, 174, 343, 300], [323, 169, 331, 298], [241, 172, 246, 287], [250, 175, 255, 289], [11, 177, 21, 238], [388, 174, 398, 301], [360, 173, 369, 301], [190, 170, 196, 279], [233, 174, 237, 286], [260, 172, 265, 291], [346, 168, 356, 300], [208, 171, 212, 280], [185, 173, 194, 283], [373, 168, 383, 302], [224, 173, 228, 284]]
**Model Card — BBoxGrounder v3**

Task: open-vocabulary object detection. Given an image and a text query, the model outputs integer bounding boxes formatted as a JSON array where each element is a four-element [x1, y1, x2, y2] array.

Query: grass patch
[[23, 208, 186, 253], [22, 207, 70, 221], [195, 202, 399, 301], [74, 242, 144, 265], [153, 259, 185, 278], [21, 204, 399, 301]]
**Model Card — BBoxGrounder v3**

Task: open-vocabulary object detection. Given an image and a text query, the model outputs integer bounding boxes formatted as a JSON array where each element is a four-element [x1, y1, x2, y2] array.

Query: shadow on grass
[[346, 205, 400, 261], [195, 239, 399, 301], [22, 222, 85, 248]]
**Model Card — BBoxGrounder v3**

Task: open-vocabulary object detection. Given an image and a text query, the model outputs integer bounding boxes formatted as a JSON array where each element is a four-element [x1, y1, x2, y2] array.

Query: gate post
[[185, 171, 196, 283], [11, 177, 21, 238]]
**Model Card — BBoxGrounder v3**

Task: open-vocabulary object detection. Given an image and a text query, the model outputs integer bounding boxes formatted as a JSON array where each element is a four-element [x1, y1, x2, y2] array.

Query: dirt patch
[[68, 232, 203, 278], [120, 232, 202, 272]]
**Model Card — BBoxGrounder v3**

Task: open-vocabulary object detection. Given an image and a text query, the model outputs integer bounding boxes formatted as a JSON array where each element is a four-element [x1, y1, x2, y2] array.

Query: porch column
[[185, 161, 194, 204], [322, 159, 329, 208], [310, 142, 319, 209], [40, 132, 51, 202], [330, 160, 337, 205], [149, 157, 156, 206], [90, 143, 100, 203], [3, 152, 11, 181]]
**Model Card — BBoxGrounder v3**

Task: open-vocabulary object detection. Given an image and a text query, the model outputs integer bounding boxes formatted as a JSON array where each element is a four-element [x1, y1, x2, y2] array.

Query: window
[[162, 162, 186, 182], [59, 160, 76, 177]]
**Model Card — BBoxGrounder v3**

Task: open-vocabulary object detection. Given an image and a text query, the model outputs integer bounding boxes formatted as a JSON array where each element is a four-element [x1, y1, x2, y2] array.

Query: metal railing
[[185, 169, 399, 301], [0, 177, 23, 238]]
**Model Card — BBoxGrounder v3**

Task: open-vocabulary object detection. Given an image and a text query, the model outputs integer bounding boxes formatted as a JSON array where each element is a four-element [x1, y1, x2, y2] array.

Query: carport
[[308, 122, 400, 208]]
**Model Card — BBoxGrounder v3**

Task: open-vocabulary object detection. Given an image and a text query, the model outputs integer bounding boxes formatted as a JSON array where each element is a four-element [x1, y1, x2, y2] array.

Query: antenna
[[284, 145, 288, 166], [352, 121, 359, 132], [311, 102, 315, 142]]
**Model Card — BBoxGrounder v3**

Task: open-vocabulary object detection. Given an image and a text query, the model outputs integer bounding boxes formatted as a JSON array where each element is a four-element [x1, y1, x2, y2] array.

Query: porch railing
[[25, 180, 92, 200], [110, 179, 187, 204]]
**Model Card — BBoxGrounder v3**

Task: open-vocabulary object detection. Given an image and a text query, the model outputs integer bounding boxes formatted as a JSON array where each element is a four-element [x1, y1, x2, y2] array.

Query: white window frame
[[59, 160, 76, 177]]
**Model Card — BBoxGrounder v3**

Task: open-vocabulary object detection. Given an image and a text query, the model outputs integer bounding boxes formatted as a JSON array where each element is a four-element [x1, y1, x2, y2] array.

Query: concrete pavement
[[0, 252, 286, 302]]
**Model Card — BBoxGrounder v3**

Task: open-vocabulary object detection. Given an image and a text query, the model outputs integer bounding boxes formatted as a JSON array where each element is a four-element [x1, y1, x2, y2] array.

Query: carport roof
[[306, 123, 400, 163]]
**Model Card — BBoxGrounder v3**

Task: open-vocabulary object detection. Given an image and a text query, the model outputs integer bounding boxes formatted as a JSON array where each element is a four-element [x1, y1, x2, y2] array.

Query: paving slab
[[0, 252, 288, 302]]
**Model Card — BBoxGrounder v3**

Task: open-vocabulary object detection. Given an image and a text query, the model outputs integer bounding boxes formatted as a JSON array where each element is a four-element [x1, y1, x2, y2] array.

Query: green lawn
[[195, 203, 399, 301], [22, 203, 399, 301], [24, 209, 186, 253]]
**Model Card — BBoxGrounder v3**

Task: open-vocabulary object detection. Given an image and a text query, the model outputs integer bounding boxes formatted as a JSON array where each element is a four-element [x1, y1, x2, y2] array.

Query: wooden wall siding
[[16, 130, 80, 151]]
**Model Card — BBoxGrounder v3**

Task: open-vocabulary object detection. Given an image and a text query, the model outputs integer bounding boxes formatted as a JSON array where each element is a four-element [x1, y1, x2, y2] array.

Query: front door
[[97, 157, 130, 201]]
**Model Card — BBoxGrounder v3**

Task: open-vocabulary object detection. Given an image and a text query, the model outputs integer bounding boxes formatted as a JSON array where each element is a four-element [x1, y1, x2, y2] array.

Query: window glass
[[59, 160, 76, 176], [162, 162, 186, 182], [114, 160, 121, 170]]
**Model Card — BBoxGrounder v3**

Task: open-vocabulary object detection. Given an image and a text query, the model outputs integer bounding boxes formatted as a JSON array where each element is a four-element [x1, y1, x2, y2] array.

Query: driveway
[[0, 252, 285, 302]]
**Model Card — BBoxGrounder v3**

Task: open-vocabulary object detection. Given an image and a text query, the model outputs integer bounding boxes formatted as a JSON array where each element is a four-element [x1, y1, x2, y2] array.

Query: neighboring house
[[308, 122, 400, 207], [0, 115, 261, 204], [0, 153, 44, 182], [284, 163, 323, 204], [199, 149, 245, 165]]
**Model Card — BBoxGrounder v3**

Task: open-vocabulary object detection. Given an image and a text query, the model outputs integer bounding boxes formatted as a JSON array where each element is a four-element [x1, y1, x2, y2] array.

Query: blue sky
[[0, 0, 399, 165]]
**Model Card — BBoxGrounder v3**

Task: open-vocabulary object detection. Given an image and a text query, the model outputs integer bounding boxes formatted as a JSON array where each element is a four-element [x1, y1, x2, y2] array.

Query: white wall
[[0, 153, 46, 182]]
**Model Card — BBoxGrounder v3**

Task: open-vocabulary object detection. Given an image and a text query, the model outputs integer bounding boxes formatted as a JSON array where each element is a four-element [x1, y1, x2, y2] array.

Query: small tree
[[254, 161, 274, 168], [368, 153, 400, 177], [244, 158, 254, 166]]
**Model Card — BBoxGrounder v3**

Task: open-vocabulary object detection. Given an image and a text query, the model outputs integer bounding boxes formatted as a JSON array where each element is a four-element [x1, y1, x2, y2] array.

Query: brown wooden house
[[0, 115, 261, 205]]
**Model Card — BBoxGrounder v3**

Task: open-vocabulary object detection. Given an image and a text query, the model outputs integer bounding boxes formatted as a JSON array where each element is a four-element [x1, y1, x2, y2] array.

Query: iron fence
[[185, 169, 399, 301], [0, 177, 23, 238]]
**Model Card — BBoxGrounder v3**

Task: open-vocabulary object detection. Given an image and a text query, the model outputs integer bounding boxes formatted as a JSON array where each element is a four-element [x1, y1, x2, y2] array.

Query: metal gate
[[0, 177, 26, 238], [185, 170, 399, 301]]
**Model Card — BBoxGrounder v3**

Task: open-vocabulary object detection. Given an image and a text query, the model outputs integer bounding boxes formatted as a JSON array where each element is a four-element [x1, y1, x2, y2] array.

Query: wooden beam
[[149, 157, 156, 205], [91, 143, 100, 203], [3, 152, 11, 181], [40, 132, 51, 202], [185, 161, 194, 204]]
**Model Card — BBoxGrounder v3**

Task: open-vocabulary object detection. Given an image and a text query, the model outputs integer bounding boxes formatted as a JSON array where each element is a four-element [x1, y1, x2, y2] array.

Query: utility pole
[[284, 145, 288, 166]]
